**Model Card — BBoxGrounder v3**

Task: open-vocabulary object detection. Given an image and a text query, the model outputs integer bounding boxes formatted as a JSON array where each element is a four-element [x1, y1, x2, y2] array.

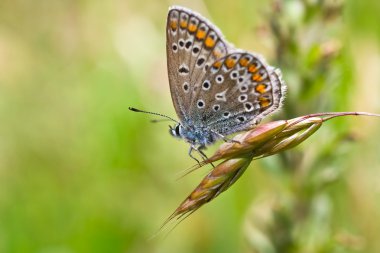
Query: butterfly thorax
[[170, 123, 215, 147]]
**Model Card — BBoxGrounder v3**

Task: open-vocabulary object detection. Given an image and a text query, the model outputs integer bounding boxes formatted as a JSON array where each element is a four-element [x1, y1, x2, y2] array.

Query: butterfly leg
[[196, 146, 215, 168], [188, 146, 201, 165]]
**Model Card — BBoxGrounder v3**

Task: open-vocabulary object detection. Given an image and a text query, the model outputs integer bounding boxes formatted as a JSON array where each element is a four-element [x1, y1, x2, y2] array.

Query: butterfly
[[130, 6, 286, 162]]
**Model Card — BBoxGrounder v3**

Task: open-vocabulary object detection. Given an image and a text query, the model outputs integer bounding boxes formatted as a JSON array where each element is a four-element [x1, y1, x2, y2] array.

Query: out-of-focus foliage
[[0, 0, 379, 252]]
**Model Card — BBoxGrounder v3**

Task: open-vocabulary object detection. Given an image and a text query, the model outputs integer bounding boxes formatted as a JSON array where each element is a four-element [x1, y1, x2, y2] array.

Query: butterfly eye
[[169, 125, 180, 137], [175, 125, 181, 136]]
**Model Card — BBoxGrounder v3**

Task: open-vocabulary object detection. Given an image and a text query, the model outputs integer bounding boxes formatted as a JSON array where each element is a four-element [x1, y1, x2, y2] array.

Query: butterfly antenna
[[150, 119, 174, 123], [128, 107, 179, 124]]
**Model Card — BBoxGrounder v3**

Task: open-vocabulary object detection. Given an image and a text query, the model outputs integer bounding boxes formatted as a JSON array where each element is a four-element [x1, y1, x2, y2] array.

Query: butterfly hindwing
[[191, 52, 286, 135], [166, 6, 231, 122]]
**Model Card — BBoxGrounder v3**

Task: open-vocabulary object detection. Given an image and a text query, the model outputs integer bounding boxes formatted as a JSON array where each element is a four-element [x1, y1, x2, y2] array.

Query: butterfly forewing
[[166, 6, 231, 122]]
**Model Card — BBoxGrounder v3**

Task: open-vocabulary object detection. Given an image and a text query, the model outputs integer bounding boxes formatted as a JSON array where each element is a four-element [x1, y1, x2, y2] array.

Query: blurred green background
[[0, 0, 380, 252]]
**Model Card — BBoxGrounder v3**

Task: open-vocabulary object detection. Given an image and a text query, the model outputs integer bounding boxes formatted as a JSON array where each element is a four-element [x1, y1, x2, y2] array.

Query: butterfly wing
[[190, 52, 286, 135], [166, 6, 232, 122]]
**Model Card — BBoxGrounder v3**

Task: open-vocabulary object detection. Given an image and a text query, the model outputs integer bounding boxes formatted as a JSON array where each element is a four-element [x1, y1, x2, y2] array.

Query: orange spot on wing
[[248, 64, 257, 73], [170, 20, 177, 30], [255, 84, 267, 93], [239, 57, 249, 67], [252, 73, 263, 82], [196, 30, 206, 40], [205, 36, 216, 48], [225, 58, 236, 69], [213, 60, 222, 68], [259, 97, 271, 108], [213, 50, 222, 58], [180, 20, 188, 29], [188, 24, 197, 33]]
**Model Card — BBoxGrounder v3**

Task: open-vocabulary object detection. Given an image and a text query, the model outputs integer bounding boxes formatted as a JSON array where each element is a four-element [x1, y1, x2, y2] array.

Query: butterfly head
[[169, 123, 216, 147], [169, 124, 183, 138]]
